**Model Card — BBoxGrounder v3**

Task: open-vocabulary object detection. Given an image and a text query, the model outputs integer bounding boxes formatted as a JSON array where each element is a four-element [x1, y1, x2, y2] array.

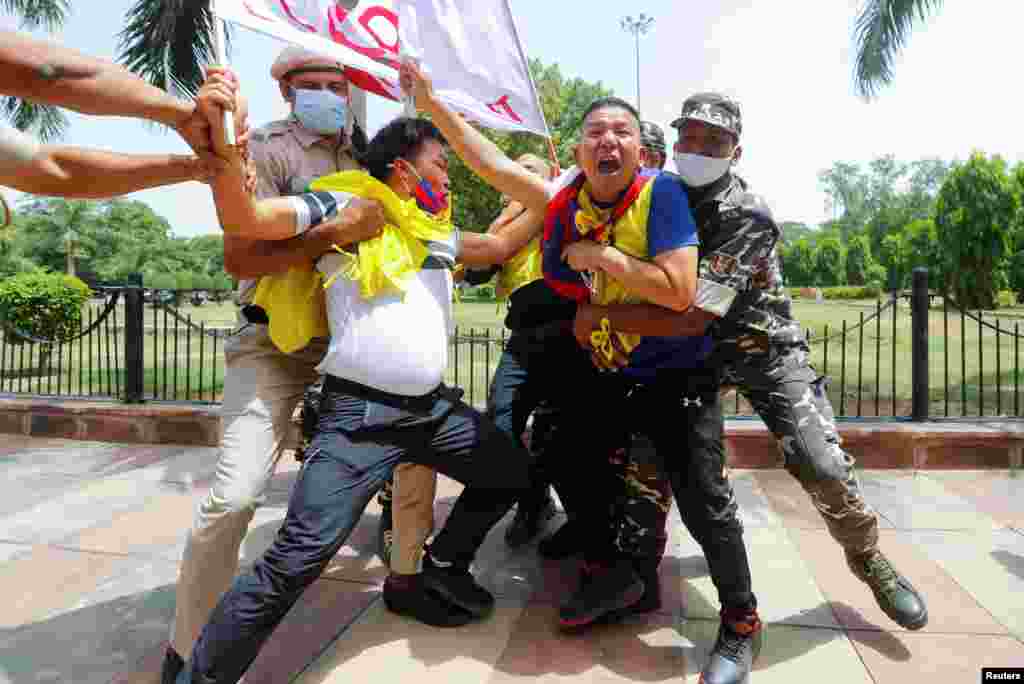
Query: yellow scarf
[[251, 170, 454, 354], [310, 170, 454, 298]]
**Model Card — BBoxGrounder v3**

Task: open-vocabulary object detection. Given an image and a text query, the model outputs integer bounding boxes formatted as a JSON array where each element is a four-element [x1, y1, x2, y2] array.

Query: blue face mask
[[292, 88, 348, 136]]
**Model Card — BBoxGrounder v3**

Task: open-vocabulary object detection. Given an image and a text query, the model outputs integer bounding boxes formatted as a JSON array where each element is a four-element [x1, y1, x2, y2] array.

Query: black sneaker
[[559, 559, 645, 628], [505, 494, 556, 548], [538, 520, 585, 560], [421, 551, 495, 618], [383, 574, 474, 628], [377, 499, 393, 568], [847, 549, 928, 630], [700, 610, 763, 684], [160, 645, 184, 684]]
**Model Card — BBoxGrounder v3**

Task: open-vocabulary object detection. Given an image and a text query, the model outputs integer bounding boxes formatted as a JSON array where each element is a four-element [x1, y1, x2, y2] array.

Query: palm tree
[[853, 0, 943, 98], [118, 0, 225, 98], [1, 0, 72, 140]]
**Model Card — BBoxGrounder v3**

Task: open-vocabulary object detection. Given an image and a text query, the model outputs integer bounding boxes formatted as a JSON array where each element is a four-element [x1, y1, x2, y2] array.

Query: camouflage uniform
[[608, 436, 672, 563], [692, 171, 877, 555]]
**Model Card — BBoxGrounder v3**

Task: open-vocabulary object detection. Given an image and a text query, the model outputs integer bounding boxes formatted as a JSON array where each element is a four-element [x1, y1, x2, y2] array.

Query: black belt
[[241, 304, 269, 325], [322, 374, 458, 410], [513, 319, 571, 341]]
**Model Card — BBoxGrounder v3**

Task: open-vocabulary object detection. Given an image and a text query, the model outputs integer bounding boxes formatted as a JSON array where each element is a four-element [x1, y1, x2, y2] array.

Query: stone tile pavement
[[0, 435, 1022, 683]]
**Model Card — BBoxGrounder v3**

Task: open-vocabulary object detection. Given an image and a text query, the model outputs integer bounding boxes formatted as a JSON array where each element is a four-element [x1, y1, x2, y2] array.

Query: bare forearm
[[596, 247, 695, 312], [421, 93, 548, 214], [589, 303, 717, 337], [224, 230, 334, 279], [459, 233, 515, 266], [224, 213, 372, 278], [23, 147, 202, 198], [459, 205, 543, 266], [0, 30, 189, 127], [210, 156, 302, 240]]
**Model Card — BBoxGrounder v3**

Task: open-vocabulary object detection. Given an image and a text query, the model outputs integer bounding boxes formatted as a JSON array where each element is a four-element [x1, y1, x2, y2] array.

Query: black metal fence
[[3, 269, 1024, 420], [0, 278, 233, 403]]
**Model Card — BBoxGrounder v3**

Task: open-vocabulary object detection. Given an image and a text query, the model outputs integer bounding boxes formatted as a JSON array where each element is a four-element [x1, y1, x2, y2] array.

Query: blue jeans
[[179, 378, 532, 684], [487, 330, 610, 513]]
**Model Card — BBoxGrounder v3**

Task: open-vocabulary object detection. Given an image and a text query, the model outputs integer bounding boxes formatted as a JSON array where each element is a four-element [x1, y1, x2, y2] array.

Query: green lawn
[[4, 297, 1024, 418]]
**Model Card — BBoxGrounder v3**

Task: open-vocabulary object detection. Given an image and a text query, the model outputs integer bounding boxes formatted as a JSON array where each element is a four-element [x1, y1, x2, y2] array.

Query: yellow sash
[[252, 170, 454, 354], [574, 180, 656, 353]]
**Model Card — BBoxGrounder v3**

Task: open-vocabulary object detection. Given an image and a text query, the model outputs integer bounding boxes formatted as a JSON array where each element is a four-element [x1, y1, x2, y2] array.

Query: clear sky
[[3, 0, 1022, 236]]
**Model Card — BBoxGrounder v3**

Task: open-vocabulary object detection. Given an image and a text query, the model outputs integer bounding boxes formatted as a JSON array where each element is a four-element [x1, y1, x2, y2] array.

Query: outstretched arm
[[0, 29, 220, 155], [0, 137, 211, 198], [458, 205, 545, 266], [400, 60, 550, 215]]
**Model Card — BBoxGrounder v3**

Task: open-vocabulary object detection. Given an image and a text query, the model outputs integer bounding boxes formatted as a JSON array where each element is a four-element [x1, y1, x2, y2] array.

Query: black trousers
[[560, 367, 756, 613]]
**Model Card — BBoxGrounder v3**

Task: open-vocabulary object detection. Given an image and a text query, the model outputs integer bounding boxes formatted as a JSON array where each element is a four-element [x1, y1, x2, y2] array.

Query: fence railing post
[[123, 272, 145, 404], [911, 267, 929, 421]]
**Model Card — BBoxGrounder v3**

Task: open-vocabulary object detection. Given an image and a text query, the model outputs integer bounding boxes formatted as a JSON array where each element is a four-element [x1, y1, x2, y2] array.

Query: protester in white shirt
[[172, 95, 540, 681]]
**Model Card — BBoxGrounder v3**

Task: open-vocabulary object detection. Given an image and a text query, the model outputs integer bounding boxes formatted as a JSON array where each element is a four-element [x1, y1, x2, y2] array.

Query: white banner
[[214, 0, 549, 137]]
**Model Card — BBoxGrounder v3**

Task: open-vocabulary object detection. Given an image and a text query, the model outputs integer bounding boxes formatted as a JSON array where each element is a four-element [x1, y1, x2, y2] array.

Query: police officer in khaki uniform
[[163, 48, 391, 682]]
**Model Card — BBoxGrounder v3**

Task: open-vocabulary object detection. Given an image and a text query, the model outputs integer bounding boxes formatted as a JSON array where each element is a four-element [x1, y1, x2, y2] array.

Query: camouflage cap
[[640, 121, 666, 152], [670, 92, 742, 139]]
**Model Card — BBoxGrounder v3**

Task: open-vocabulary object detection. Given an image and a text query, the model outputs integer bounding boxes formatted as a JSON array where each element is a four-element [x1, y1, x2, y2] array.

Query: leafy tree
[[903, 218, 940, 284], [778, 221, 817, 249], [192, 272, 214, 291], [11, 199, 102, 273], [814, 236, 845, 287], [145, 271, 176, 291], [878, 231, 907, 290], [818, 161, 870, 240], [935, 153, 1018, 309], [780, 238, 816, 287], [175, 271, 194, 291], [845, 233, 876, 286]]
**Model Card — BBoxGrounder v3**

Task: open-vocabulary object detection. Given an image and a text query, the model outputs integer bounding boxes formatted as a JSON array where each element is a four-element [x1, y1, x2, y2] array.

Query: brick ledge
[[1, 396, 1022, 469]]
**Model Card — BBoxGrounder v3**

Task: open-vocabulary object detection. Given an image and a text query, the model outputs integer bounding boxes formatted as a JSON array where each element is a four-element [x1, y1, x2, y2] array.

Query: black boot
[[847, 549, 928, 630], [538, 519, 586, 560], [700, 609, 763, 684], [383, 574, 474, 628], [160, 645, 184, 684], [505, 492, 556, 548], [421, 548, 496, 618], [559, 559, 645, 628]]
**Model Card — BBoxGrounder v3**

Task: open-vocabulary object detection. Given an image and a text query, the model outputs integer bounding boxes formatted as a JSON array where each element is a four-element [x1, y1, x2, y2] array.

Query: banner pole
[[211, 0, 237, 145], [546, 137, 561, 176]]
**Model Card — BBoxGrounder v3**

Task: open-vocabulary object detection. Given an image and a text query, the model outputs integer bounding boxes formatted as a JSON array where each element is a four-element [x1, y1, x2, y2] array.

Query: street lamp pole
[[620, 14, 654, 115]]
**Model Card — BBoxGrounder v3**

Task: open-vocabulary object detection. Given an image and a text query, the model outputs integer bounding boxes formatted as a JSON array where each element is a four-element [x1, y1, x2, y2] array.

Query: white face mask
[[674, 152, 731, 187], [292, 88, 348, 135]]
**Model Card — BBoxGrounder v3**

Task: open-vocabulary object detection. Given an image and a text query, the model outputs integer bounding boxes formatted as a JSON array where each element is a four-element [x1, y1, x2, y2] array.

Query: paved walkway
[[0, 435, 1023, 683]]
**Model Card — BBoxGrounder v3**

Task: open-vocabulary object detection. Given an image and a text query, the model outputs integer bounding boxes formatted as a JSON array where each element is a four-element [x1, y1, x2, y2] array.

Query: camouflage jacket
[[690, 174, 805, 363]]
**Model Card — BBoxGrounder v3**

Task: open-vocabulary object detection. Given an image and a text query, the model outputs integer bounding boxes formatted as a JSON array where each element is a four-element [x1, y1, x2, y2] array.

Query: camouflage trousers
[[608, 436, 672, 567], [727, 348, 878, 556]]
